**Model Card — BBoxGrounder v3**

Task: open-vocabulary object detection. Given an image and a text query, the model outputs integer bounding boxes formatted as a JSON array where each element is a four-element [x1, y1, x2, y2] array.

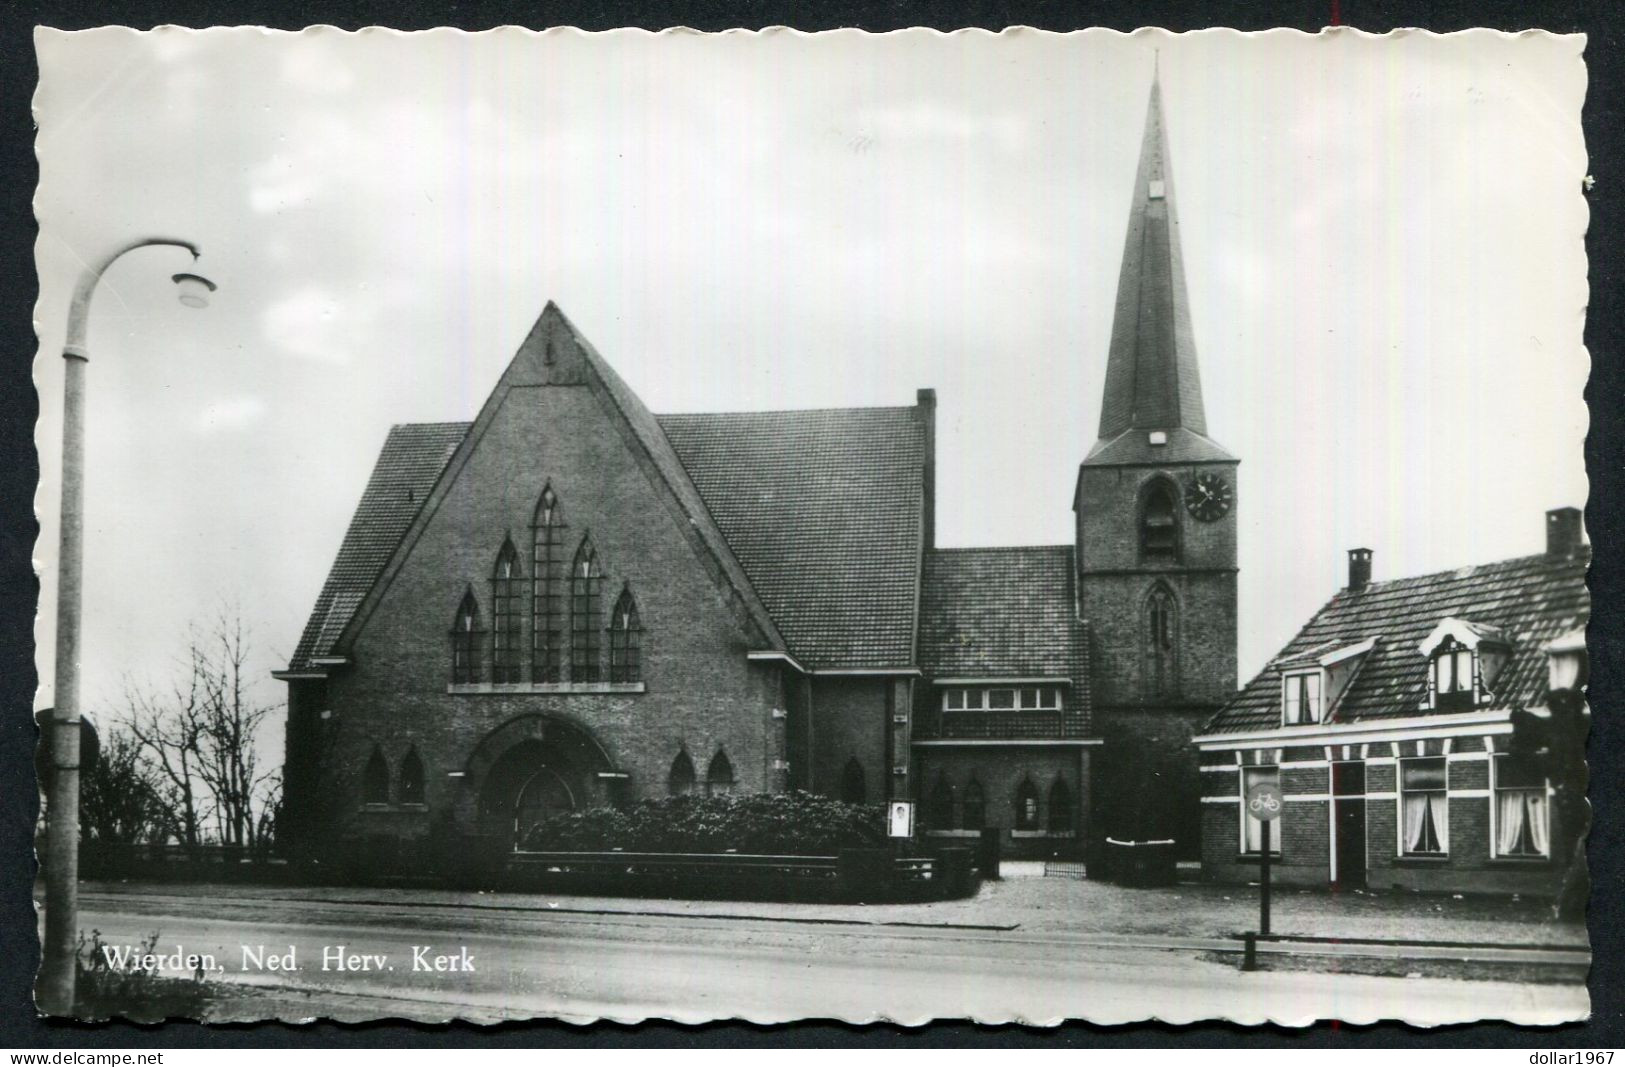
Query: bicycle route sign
[[1246, 780, 1283, 822]]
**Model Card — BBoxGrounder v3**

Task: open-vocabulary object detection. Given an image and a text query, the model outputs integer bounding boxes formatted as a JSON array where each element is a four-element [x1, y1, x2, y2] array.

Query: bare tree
[[79, 728, 165, 845], [121, 611, 283, 849]]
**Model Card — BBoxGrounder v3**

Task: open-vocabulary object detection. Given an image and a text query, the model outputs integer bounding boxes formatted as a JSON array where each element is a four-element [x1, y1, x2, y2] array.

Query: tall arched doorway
[[468, 715, 619, 847]]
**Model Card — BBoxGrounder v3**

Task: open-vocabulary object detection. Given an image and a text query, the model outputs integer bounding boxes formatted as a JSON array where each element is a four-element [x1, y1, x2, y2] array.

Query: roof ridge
[[1341, 550, 1582, 596], [930, 544, 1072, 554], [658, 404, 919, 419]]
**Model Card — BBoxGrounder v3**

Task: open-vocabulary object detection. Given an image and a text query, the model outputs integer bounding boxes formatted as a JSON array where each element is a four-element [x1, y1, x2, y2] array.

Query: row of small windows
[[940, 686, 1064, 712], [925, 775, 1075, 834], [362, 745, 424, 806], [667, 749, 735, 796], [1239, 756, 1549, 859], [451, 484, 644, 685]]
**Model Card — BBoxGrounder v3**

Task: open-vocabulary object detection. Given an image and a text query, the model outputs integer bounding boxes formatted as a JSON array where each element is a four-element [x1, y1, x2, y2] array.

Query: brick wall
[[809, 676, 889, 802], [914, 746, 1090, 859], [304, 374, 791, 844]]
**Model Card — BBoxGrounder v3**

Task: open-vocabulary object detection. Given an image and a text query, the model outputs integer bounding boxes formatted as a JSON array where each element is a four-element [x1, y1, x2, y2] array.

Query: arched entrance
[[468, 715, 620, 847]]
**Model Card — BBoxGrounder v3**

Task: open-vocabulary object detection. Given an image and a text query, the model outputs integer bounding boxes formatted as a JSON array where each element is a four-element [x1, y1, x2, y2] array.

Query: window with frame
[[941, 686, 1063, 712], [1140, 482, 1180, 559], [398, 747, 425, 805], [531, 487, 568, 683], [608, 586, 642, 683], [1014, 778, 1040, 831], [1400, 757, 1449, 856], [1240, 765, 1281, 854], [451, 589, 483, 684], [1048, 778, 1074, 834], [961, 779, 986, 830], [927, 777, 954, 829], [1282, 671, 1323, 725], [1493, 754, 1550, 858], [841, 756, 866, 804], [1146, 585, 1178, 696], [491, 539, 524, 683], [706, 750, 735, 796], [363, 746, 390, 806], [570, 536, 603, 683], [668, 750, 696, 796], [1431, 636, 1477, 711]]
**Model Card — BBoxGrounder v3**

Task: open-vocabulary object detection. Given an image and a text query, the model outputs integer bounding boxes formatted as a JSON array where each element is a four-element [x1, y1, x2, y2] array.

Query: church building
[[275, 74, 1239, 862]]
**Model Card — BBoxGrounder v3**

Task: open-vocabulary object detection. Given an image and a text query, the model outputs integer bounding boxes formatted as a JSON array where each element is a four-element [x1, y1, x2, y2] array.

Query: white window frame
[[1239, 765, 1281, 855], [1429, 638, 1479, 710], [1397, 756, 1449, 857], [940, 686, 1064, 712], [1281, 670, 1324, 726], [1490, 753, 1552, 859]]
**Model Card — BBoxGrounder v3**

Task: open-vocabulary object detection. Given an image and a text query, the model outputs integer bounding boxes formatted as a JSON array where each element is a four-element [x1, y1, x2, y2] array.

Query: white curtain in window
[[1497, 790, 1526, 855], [1430, 793, 1449, 851], [1403, 794, 1428, 852], [1527, 791, 1550, 855]]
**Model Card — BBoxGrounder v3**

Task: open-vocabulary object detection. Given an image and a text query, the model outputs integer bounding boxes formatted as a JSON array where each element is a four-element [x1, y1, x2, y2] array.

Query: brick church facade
[[276, 74, 1239, 861]]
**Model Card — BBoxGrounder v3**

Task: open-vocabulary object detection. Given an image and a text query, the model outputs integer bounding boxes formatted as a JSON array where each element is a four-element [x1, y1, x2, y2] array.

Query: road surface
[[62, 887, 1587, 1026]]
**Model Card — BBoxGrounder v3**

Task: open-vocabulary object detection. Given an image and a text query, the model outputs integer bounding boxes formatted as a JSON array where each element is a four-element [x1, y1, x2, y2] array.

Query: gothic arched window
[[1146, 583, 1179, 698], [363, 745, 390, 805], [570, 536, 604, 683], [928, 776, 954, 829], [491, 539, 523, 683], [841, 756, 867, 804], [399, 747, 425, 805], [608, 586, 642, 683], [962, 779, 986, 830], [1140, 480, 1180, 559], [451, 589, 483, 684], [706, 750, 735, 796], [668, 750, 696, 796], [1048, 778, 1074, 834], [530, 486, 567, 683], [1014, 777, 1040, 831]]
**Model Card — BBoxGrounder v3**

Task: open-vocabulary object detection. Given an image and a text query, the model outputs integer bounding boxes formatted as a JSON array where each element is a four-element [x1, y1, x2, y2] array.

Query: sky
[[32, 27, 1589, 746]]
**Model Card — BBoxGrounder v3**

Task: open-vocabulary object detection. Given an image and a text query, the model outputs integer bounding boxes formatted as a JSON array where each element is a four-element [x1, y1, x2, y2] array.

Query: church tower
[[1075, 67, 1238, 847]]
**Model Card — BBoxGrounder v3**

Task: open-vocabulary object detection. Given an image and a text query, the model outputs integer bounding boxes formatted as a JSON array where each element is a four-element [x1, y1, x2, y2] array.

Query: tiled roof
[[658, 406, 927, 668], [915, 546, 1091, 736], [288, 422, 470, 669], [1202, 551, 1590, 736], [288, 404, 927, 672]]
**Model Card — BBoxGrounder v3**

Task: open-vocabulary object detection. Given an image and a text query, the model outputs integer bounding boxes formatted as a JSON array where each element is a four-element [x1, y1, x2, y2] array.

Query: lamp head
[[172, 272, 217, 309]]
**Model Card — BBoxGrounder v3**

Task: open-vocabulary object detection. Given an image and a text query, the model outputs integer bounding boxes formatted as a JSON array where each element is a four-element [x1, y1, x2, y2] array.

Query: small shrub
[[70, 929, 210, 1021], [522, 791, 885, 854]]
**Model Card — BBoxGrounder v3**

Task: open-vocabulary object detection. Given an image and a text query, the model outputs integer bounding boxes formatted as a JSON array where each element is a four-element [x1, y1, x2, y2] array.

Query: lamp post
[[38, 237, 215, 1017]]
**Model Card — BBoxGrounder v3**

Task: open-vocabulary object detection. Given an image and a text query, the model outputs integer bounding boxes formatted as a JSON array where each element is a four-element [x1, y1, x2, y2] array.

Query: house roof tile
[[1202, 550, 1589, 736]]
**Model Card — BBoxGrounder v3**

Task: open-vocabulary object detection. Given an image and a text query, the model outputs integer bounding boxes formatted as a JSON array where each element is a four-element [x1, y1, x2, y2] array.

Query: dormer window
[[1546, 628, 1587, 693], [1430, 635, 1477, 712], [1419, 619, 1507, 712], [1282, 671, 1323, 725]]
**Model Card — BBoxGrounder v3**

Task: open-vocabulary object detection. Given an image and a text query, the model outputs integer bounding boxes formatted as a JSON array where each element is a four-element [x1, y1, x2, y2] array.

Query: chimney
[[1347, 548, 1373, 592], [1547, 507, 1583, 560], [917, 388, 937, 550]]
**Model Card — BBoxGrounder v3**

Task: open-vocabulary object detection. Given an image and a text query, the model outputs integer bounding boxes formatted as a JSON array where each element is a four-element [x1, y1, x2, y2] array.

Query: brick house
[[1192, 510, 1589, 895], [275, 73, 1239, 861]]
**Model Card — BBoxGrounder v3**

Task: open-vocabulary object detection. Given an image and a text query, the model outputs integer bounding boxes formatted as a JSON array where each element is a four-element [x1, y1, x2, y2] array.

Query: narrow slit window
[[570, 536, 603, 683], [363, 746, 390, 806], [491, 539, 523, 683], [451, 589, 483, 684], [608, 586, 642, 683], [706, 750, 735, 796], [841, 756, 866, 804], [398, 747, 425, 805], [668, 751, 696, 796], [530, 486, 567, 683]]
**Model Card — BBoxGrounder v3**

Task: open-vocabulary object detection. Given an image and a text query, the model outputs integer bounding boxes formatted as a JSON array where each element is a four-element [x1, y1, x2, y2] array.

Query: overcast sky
[[33, 27, 1588, 739]]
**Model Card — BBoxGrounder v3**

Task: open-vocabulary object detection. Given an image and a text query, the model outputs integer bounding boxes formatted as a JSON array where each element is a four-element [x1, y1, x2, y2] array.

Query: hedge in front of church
[[520, 791, 885, 855]]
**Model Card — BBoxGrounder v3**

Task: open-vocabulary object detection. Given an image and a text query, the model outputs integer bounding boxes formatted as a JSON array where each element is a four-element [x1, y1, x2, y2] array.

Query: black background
[[1, 0, 1619, 1049]]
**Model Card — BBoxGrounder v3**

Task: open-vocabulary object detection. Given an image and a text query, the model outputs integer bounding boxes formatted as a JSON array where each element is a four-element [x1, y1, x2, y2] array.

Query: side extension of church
[[275, 72, 1239, 862]]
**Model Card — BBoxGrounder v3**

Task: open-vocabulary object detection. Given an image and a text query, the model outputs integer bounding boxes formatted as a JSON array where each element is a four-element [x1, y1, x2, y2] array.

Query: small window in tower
[[1140, 483, 1180, 559], [1148, 179, 1166, 200]]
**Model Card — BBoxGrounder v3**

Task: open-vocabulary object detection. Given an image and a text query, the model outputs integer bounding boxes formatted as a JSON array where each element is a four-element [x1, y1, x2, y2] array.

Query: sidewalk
[[76, 872, 1587, 948]]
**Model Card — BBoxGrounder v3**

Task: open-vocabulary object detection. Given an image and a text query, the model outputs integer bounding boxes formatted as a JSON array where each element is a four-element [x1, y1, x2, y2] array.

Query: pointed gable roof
[[286, 303, 786, 670], [1088, 68, 1234, 467]]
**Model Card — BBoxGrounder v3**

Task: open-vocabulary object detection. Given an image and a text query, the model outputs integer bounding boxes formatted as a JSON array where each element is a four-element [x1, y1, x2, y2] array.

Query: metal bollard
[[1241, 932, 1257, 972]]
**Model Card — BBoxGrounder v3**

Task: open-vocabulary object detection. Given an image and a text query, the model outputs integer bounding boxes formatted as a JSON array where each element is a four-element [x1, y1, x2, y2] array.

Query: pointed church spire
[[1095, 65, 1211, 442]]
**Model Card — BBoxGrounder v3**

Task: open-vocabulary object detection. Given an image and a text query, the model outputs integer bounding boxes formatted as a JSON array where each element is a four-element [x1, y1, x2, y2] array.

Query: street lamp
[[39, 237, 215, 1017]]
